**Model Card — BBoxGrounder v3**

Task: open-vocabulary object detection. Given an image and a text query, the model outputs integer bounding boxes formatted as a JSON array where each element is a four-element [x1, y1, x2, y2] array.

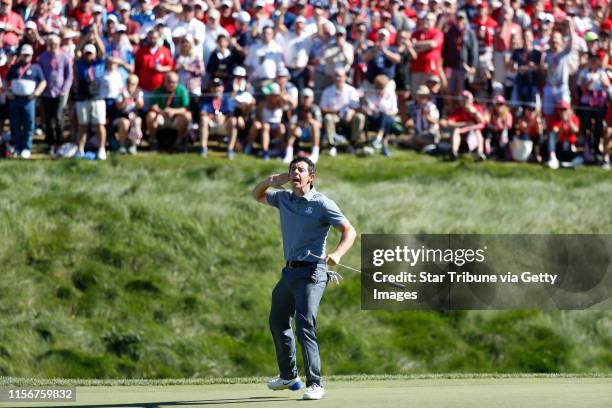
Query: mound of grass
[[0, 152, 610, 378]]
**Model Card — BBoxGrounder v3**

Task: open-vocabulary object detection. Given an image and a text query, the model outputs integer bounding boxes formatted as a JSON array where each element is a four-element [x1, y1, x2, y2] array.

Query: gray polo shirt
[[266, 187, 347, 262]]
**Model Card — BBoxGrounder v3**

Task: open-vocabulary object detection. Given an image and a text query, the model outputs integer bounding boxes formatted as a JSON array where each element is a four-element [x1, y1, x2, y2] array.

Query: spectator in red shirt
[[472, 1, 496, 84], [546, 100, 580, 169], [411, 12, 444, 92], [443, 89, 487, 160], [118, 3, 141, 45], [135, 29, 174, 103], [70, 0, 94, 29], [493, 6, 522, 87], [219, 0, 236, 37], [20, 21, 45, 59], [0, 0, 24, 47]]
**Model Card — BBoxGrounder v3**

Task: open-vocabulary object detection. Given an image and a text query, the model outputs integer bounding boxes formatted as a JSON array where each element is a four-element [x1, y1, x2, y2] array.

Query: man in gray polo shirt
[[252, 157, 356, 400]]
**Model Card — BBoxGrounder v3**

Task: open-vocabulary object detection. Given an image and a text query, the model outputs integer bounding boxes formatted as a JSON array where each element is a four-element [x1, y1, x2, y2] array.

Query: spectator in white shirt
[[244, 25, 284, 89], [281, 16, 311, 91], [202, 8, 229, 65], [361, 75, 397, 157], [320, 67, 365, 156]]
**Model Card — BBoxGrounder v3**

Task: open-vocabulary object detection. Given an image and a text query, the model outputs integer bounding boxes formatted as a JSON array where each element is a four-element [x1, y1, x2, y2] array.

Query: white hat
[[20, 44, 34, 55], [254, 0, 266, 7], [221, 0, 233, 6], [378, 28, 390, 38], [83, 43, 97, 54], [233, 10, 251, 23], [194, 0, 208, 10], [107, 14, 119, 24], [62, 30, 79, 39], [416, 0, 428, 4], [172, 26, 187, 37], [119, 2, 131, 11], [416, 10, 428, 19], [302, 88, 314, 98], [295, 16, 306, 24], [235, 91, 254, 104], [232, 65, 247, 76], [154, 18, 166, 26], [208, 8, 221, 19], [25, 20, 38, 30], [117, 24, 127, 32], [92, 4, 104, 13]]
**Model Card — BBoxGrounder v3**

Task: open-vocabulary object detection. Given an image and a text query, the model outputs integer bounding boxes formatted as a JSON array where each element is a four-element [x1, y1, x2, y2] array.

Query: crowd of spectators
[[0, 0, 610, 168]]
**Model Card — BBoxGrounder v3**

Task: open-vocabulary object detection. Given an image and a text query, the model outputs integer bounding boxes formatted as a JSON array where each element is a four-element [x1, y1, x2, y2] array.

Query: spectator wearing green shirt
[[145, 72, 192, 148]]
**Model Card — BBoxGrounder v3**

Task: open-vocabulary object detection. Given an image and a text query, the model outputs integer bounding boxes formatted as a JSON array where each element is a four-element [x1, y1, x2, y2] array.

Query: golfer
[[252, 157, 356, 400]]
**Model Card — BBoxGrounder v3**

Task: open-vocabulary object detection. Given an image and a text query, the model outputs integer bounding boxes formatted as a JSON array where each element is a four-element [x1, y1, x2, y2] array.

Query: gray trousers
[[269, 263, 328, 386]]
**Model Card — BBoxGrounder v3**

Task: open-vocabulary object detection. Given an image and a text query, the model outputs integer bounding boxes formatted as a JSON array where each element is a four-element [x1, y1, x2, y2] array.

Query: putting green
[[3, 377, 611, 408]]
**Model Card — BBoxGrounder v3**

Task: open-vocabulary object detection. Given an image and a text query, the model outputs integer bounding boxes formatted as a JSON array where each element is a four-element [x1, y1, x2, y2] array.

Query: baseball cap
[[381, 11, 392, 19], [232, 66, 247, 77], [25, 20, 37, 30], [119, 2, 131, 11], [83, 43, 97, 54], [262, 82, 281, 95], [427, 74, 441, 83], [584, 31, 599, 42], [416, 10, 428, 19], [254, 0, 266, 8], [194, 0, 208, 10], [378, 28, 390, 38], [107, 14, 119, 24], [335, 25, 347, 36], [456, 10, 467, 19], [295, 16, 306, 24], [233, 11, 251, 23], [277, 66, 290, 77], [212, 77, 224, 87], [302, 88, 314, 98], [461, 89, 473, 99], [416, 85, 430, 96], [92, 4, 103, 13], [172, 26, 187, 38], [416, 0, 428, 4], [117, 24, 127, 32], [221, 0, 233, 7], [350, 6, 361, 14], [494, 94, 506, 104], [20, 44, 34, 55], [0, 22, 6, 31], [557, 100, 571, 110]]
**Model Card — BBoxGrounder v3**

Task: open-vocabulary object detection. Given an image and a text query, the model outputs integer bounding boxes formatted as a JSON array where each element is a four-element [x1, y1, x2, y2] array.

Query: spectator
[[100, 56, 125, 126], [442, 10, 478, 98], [577, 52, 609, 163], [395, 29, 417, 127], [484, 94, 513, 158], [135, 28, 174, 104], [246, 82, 285, 161], [351, 21, 372, 88], [38, 33, 73, 157], [205, 33, 236, 88], [411, 12, 444, 92], [244, 25, 284, 90], [363, 28, 400, 89], [542, 17, 575, 116], [199, 77, 235, 158], [5, 44, 46, 159], [230, 10, 253, 65], [361, 74, 398, 157], [281, 15, 312, 91], [407, 85, 440, 151], [117, 3, 141, 45], [132, 0, 155, 32], [493, 7, 522, 90], [310, 19, 335, 95], [284, 87, 321, 163], [515, 103, 544, 162], [227, 65, 255, 159], [444, 89, 487, 160], [203, 8, 230, 65], [114, 74, 144, 155], [0, 0, 24, 47], [320, 67, 364, 156], [321, 25, 354, 92], [472, 1, 496, 91], [105, 24, 134, 83], [74, 38, 107, 159], [170, 3, 206, 58], [145, 71, 192, 149], [509, 30, 543, 108], [546, 100, 580, 169], [175, 34, 204, 119], [20, 21, 45, 58]]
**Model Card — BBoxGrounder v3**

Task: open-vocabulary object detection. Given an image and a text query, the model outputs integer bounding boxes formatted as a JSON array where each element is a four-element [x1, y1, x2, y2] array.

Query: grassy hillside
[[0, 152, 611, 379]]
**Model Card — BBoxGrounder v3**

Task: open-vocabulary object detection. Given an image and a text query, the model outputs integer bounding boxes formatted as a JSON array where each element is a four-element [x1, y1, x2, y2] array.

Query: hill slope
[[0, 152, 611, 378]]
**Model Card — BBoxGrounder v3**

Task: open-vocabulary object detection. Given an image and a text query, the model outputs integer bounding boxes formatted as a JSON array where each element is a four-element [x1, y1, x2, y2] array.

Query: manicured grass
[[0, 151, 610, 379]]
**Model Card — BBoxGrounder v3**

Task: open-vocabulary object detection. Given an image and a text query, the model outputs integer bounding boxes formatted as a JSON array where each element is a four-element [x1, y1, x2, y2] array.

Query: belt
[[286, 260, 324, 268]]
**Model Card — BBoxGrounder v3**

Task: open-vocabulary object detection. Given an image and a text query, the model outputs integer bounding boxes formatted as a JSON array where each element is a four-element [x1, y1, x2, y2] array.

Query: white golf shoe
[[267, 376, 304, 391], [303, 384, 325, 400]]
